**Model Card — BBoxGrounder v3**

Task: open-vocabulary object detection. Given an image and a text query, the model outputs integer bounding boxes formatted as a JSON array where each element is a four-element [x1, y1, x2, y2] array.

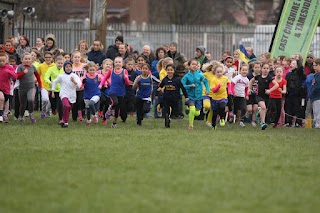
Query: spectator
[[151, 47, 166, 76], [87, 40, 106, 66], [245, 46, 256, 60], [35, 37, 45, 51], [1, 39, 19, 64], [142, 45, 156, 65], [16, 35, 32, 61], [166, 42, 187, 78], [205, 51, 212, 61], [195, 46, 209, 68], [76, 40, 89, 56], [40, 34, 60, 58], [304, 52, 315, 76], [106, 35, 123, 60], [118, 44, 131, 61]]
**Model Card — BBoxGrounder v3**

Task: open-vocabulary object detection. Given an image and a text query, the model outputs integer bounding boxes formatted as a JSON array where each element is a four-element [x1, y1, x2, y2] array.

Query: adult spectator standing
[[142, 45, 156, 66], [118, 44, 131, 61], [76, 40, 89, 57], [35, 37, 45, 51], [166, 42, 187, 78], [304, 52, 315, 76], [39, 34, 60, 58], [195, 46, 209, 69], [16, 35, 32, 62], [1, 39, 19, 63], [151, 47, 166, 76], [106, 36, 123, 60], [87, 40, 106, 67], [245, 46, 256, 60]]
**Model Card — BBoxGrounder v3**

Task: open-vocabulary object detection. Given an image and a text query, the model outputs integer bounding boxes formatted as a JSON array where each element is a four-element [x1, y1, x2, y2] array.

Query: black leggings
[[72, 90, 84, 121], [49, 92, 63, 120], [100, 94, 110, 121], [233, 97, 247, 122], [268, 98, 282, 125], [212, 102, 226, 127], [109, 94, 124, 119]]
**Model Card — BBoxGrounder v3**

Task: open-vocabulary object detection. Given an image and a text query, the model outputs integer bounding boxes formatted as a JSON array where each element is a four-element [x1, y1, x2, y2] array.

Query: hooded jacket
[[181, 69, 210, 100], [40, 34, 60, 57]]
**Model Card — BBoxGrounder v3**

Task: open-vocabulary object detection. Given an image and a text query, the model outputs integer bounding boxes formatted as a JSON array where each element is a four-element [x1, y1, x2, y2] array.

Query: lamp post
[[22, 7, 35, 35]]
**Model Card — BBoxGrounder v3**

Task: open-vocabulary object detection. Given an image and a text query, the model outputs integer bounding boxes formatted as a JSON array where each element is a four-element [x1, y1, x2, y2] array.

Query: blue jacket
[[310, 72, 320, 102], [87, 50, 106, 66], [181, 70, 209, 100], [304, 74, 314, 99]]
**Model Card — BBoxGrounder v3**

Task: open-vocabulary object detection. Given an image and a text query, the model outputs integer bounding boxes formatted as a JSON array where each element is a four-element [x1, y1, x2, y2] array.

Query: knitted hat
[[63, 61, 73, 74], [170, 42, 178, 48], [307, 52, 314, 58], [196, 46, 206, 55], [115, 36, 124, 43]]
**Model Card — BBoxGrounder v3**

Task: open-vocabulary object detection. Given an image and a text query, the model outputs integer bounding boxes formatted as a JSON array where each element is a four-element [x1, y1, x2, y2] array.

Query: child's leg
[[136, 98, 144, 124], [285, 96, 293, 125], [188, 104, 196, 127], [203, 97, 211, 113], [207, 110, 213, 124], [26, 88, 36, 113], [211, 110, 218, 128], [14, 89, 20, 119], [274, 98, 282, 125], [18, 89, 28, 117], [252, 104, 258, 123], [258, 100, 267, 123], [61, 97, 72, 124], [218, 102, 227, 120], [89, 96, 100, 116], [102, 95, 110, 121], [84, 99, 91, 121], [40, 88, 49, 115], [56, 92, 63, 121], [49, 91, 57, 114], [239, 98, 247, 122], [313, 100, 320, 128], [0, 91, 4, 116]]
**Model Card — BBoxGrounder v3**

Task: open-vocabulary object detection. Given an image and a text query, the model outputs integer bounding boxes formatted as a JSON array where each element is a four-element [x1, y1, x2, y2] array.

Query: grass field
[[1, 113, 320, 213]]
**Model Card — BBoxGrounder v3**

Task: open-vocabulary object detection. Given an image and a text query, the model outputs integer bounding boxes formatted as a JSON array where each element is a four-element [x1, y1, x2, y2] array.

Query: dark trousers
[[233, 97, 247, 122], [285, 96, 303, 125], [72, 90, 84, 121], [136, 98, 145, 123], [212, 102, 227, 127], [100, 94, 110, 121], [109, 94, 124, 119], [268, 98, 282, 125], [49, 92, 63, 120], [163, 98, 179, 119]]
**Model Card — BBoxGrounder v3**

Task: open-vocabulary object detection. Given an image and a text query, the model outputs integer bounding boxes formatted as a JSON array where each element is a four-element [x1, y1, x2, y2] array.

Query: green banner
[[270, 0, 320, 60]]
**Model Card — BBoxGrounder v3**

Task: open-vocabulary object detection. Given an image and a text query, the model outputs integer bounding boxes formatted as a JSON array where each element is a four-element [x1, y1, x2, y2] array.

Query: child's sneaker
[[102, 120, 107, 125], [105, 106, 113, 120], [59, 120, 64, 125], [0, 116, 3, 122], [29, 113, 36, 123], [206, 122, 212, 127], [188, 125, 193, 130], [239, 121, 245, 127], [24, 110, 29, 117], [78, 110, 84, 121], [41, 112, 46, 118], [46, 111, 51, 118], [228, 112, 234, 123], [273, 124, 279, 128], [203, 107, 209, 114], [157, 105, 162, 117], [220, 119, 225, 126], [51, 110, 56, 115], [261, 122, 267, 130], [3, 115, 9, 123], [111, 123, 117, 128], [137, 120, 142, 126], [61, 123, 68, 128], [98, 111, 103, 118], [93, 115, 98, 124], [251, 121, 257, 127], [86, 119, 91, 126], [19, 116, 25, 124], [212, 126, 216, 130]]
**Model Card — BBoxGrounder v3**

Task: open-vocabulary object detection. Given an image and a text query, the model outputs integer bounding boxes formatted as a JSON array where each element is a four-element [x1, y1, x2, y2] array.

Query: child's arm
[[281, 84, 287, 94], [178, 80, 188, 99], [245, 87, 249, 99], [51, 75, 61, 91], [212, 83, 221, 93], [44, 68, 52, 86], [132, 75, 141, 89], [80, 75, 87, 90], [248, 77, 254, 95], [266, 79, 279, 94], [201, 75, 210, 94], [34, 72, 42, 89], [98, 70, 111, 88], [7, 66, 17, 80]]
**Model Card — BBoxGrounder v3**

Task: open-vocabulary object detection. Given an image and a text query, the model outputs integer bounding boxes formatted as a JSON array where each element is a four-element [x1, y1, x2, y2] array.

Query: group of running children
[[1, 48, 320, 130]]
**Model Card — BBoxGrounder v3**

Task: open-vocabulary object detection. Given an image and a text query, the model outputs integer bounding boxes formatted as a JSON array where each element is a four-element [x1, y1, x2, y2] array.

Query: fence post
[[203, 32, 207, 49], [171, 24, 178, 42]]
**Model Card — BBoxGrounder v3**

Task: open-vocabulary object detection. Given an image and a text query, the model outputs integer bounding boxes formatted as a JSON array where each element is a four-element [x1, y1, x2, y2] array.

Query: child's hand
[[205, 92, 209, 96], [190, 84, 195, 88], [185, 98, 189, 102], [23, 68, 28, 74], [278, 88, 282, 92], [51, 92, 55, 98], [265, 89, 271, 95], [70, 77, 76, 84], [246, 95, 249, 100], [98, 85, 102, 89]]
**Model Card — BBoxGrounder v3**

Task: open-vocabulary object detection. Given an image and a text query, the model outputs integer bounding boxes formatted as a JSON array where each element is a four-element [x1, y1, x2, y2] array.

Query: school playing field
[[1, 113, 320, 213]]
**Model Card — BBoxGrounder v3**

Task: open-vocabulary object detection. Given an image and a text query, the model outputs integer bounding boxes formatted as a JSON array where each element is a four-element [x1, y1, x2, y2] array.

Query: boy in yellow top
[[37, 51, 55, 118], [44, 55, 64, 123], [210, 63, 232, 129]]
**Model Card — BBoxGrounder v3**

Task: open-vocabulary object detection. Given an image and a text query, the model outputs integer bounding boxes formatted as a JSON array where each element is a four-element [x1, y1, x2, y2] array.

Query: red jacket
[[0, 64, 17, 95]]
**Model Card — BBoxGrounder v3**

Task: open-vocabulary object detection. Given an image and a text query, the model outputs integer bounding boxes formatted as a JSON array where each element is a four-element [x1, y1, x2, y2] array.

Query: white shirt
[[52, 73, 81, 103], [232, 74, 249, 97], [224, 65, 235, 81]]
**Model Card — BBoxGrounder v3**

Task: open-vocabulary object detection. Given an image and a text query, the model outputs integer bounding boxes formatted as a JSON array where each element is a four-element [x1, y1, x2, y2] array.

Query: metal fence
[[18, 21, 320, 60]]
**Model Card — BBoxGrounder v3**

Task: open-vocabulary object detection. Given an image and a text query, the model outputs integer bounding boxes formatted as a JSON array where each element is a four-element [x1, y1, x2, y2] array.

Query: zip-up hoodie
[[181, 69, 210, 100]]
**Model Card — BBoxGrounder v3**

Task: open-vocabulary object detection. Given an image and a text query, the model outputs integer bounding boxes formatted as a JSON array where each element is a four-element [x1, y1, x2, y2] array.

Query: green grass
[[1, 113, 320, 213]]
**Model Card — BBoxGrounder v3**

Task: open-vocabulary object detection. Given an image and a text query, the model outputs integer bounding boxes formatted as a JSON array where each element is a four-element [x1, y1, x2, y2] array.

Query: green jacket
[[44, 66, 64, 92]]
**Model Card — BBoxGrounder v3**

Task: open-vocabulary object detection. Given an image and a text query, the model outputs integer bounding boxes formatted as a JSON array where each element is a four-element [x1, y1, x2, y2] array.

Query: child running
[[182, 59, 210, 129], [133, 63, 153, 126], [0, 50, 16, 123], [268, 66, 287, 128], [248, 63, 279, 130], [99, 56, 131, 128], [158, 64, 189, 128], [16, 52, 42, 123], [81, 62, 102, 126], [210, 61, 231, 129], [44, 55, 64, 123], [230, 64, 250, 127], [52, 61, 82, 128]]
